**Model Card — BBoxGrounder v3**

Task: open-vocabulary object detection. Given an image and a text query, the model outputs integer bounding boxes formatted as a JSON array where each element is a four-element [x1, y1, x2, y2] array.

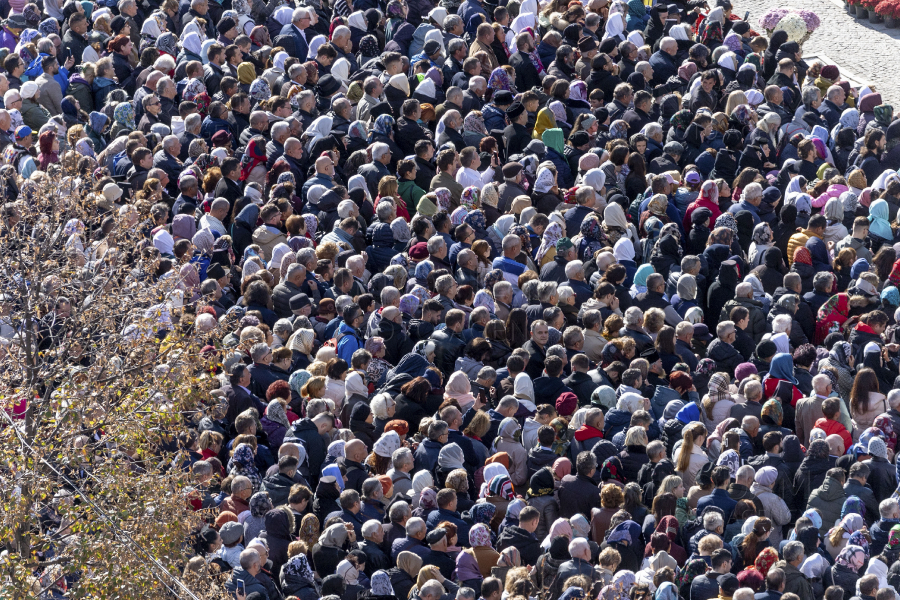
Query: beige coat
[[851, 391, 887, 440], [495, 435, 529, 488], [675, 443, 709, 490]]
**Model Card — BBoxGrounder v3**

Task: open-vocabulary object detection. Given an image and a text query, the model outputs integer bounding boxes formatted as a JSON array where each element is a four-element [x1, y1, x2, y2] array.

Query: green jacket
[[398, 178, 425, 215], [20, 98, 49, 132]]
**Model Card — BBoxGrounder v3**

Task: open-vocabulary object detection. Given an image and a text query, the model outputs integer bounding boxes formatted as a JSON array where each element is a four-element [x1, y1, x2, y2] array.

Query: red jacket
[[814, 417, 853, 453]]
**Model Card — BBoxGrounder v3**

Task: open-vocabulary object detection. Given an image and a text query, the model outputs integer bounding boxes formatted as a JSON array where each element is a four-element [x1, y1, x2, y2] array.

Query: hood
[[338, 321, 358, 336], [317, 189, 341, 212], [763, 246, 782, 267], [717, 260, 739, 287], [573, 424, 604, 441], [859, 93, 883, 114], [372, 222, 394, 247], [676, 402, 700, 424], [235, 204, 259, 228]]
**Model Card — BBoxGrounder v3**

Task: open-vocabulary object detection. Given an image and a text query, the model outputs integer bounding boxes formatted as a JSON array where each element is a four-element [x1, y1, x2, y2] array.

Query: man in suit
[[213, 157, 244, 205], [152, 135, 184, 196], [223, 364, 266, 425], [286, 8, 312, 62]]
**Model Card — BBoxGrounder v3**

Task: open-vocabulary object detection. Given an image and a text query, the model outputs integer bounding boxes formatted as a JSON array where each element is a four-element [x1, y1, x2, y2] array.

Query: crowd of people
[[15, 0, 900, 597]]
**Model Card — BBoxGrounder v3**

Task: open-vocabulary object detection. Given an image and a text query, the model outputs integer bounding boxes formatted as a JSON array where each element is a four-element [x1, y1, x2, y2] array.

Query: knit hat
[[555, 392, 578, 417], [217, 16, 237, 34], [20, 81, 38, 99], [376, 474, 393, 497], [868, 436, 888, 459], [505, 101, 525, 119], [821, 65, 840, 80], [756, 339, 777, 360], [735, 363, 758, 382], [103, 183, 123, 202], [219, 521, 244, 545], [578, 36, 597, 52], [289, 293, 311, 310], [424, 40, 442, 57], [755, 466, 778, 487], [570, 131, 590, 147]]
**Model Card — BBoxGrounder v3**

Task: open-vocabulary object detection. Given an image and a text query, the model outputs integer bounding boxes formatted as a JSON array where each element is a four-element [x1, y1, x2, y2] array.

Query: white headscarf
[[331, 58, 351, 84], [613, 237, 635, 261], [348, 10, 366, 30], [534, 167, 555, 194], [603, 13, 626, 41], [307, 35, 328, 58], [583, 168, 606, 193], [513, 372, 536, 411], [306, 116, 334, 148], [388, 74, 410, 96]]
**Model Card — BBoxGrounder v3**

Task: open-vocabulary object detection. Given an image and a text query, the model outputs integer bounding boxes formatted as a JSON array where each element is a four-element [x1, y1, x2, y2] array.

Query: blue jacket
[[426, 507, 471, 547], [696, 488, 738, 523], [336, 322, 365, 364], [365, 223, 400, 274], [413, 438, 442, 473], [225, 567, 268, 598], [546, 147, 574, 188], [564, 205, 593, 239], [648, 50, 677, 85], [806, 235, 832, 272], [200, 116, 233, 142], [482, 103, 506, 132]]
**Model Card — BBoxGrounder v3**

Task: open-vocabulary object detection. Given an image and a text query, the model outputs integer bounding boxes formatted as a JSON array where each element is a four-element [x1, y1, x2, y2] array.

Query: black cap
[[217, 16, 236, 34], [494, 90, 514, 105], [424, 40, 442, 56], [717, 574, 740, 595], [653, 84, 669, 98], [369, 101, 393, 119], [599, 38, 617, 54], [594, 107, 609, 124], [756, 339, 777, 359], [426, 528, 447, 545], [732, 20, 750, 35], [290, 293, 311, 311], [570, 131, 590, 147], [505, 101, 525, 119], [110, 15, 126, 35], [206, 263, 227, 280], [578, 36, 598, 53], [640, 347, 660, 364], [317, 75, 341, 96]]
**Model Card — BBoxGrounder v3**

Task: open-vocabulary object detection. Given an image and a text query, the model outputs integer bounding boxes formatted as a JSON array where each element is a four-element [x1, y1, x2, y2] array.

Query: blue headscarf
[[850, 258, 870, 279], [465, 13, 485, 39], [868, 199, 893, 240], [676, 402, 700, 424], [322, 464, 344, 490], [768, 352, 798, 385]]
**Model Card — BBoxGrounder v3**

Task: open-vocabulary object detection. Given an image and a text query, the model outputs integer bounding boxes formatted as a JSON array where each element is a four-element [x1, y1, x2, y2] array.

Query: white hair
[[772, 314, 792, 333], [564, 260, 583, 279]]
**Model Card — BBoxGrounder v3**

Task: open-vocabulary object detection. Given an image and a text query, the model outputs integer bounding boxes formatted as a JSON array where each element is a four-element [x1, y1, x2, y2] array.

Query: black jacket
[[496, 525, 542, 566]]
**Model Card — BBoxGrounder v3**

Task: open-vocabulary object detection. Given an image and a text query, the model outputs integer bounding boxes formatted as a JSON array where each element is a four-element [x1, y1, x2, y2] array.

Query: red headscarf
[[239, 137, 266, 181], [793, 246, 812, 266]]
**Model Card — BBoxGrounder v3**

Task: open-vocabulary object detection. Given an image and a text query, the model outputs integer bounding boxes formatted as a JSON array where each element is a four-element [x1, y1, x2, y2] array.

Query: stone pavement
[[735, 0, 900, 103]]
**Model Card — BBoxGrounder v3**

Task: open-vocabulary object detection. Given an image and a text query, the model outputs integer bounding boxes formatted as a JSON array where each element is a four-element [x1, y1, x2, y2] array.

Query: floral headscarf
[[848, 530, 869, 557], [434, 188, 452, 212], [751, 222, 772, 245], [836, 545, 866, 573], [371, 571, 394, 596], [754, 547, 779, 576], [715, 212, 739, 235], [157, 32, 178, 57], [761, 399, 783, 426], [465, 209, 487, 233], [183, 78, 206, 101], [249, 491, 274, 517], [469, 523, 492, 547], [874, 414, 897, 450], [460, 186, 480, 210], [470, 501, 496, 525], [509, 225, 531, 254], [114, 102, 136, 129], [549, 101, 569, 127], [670, 110, 692, 130], [488, 67, 512, 92], [283, 553, 316, 584], [250, 78, 271, 103], [228, 443, 261, 489]]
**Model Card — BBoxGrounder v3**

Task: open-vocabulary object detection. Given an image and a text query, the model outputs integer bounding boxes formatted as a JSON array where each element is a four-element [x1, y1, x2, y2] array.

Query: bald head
[[346, 439, 367, 462]]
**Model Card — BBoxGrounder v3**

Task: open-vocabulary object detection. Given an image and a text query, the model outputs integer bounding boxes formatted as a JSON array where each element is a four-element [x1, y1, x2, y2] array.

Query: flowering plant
[[875, 0, 900, 16], [757, 7, 821, 32], [860, 0, 880, 9], [774, 13, 810, 42]]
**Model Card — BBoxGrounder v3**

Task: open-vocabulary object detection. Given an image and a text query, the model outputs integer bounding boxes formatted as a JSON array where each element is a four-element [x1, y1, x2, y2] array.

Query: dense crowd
[[13, 0, 900, 597]]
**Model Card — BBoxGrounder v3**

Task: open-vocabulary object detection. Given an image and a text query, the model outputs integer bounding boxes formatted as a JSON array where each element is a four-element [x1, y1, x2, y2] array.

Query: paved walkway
[[737, 0, 900, 103]]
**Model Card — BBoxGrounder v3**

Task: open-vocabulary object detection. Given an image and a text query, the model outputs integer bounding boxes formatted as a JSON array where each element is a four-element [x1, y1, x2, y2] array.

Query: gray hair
[[249, 342, 270, 362], [421, 580, 445, 600], [162, 135, 179, 151], [285, 263, 305, 280], [271, 121, 290, 139], [436, 274, 456, 296], [564, 260, 583, 279], [716, 320, 735, 339], [376, 198, 395, 221], [444, 14, 463, 30], [826, 85, 844, 102], [389, 501, 411, 522], [624, 306, 643, 327], [881, 498, 900, 518], [361, 519, 382, 539], [239, 549, 261, 570], [812, 373, 832, 394], [814, 271, 834, 292], [742, 182, 763, 202], [381, 286, 400, 306], [392, 447, 413, 470], [493, 280, 512, 300], [736, 465, 755, 482], [273, 319, 293, 338], [783, 541, 805, 563], [429, 420, 448, 441], [502, 234, 521, 252], [447, 37, 466, 54], [703, 511, 724, 531], [557, 285, 575, 304], [427, 236, 445, 254], [185, 112, 202, 131], [735, 282, 752, 298], [156, 76, 174, 95], [406, 517, 426, 537], [537, 281, 557, 302], [332, 25, 350, 40], [362, 477, 383, 499], [801, 86, 821, 109], [772, 314, 792, 333]]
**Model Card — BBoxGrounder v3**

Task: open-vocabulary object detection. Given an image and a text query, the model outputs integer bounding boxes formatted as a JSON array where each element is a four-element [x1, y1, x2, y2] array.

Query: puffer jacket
[[365, 222, 400, 273], [805, 474, 845, 533]]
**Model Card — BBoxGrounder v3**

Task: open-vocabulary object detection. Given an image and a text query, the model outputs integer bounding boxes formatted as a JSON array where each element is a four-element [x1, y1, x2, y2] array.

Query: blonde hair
[[378, 175, 399, 198], [301, 376, 326, 398], [624, 426, 648, 447], [676, 422, 707, 472], [658, 475, 683, 497]]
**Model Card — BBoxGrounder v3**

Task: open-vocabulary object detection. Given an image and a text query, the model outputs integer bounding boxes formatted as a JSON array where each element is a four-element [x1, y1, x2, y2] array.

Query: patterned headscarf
[[470, 501, 496, 525], [250, 78, 271, 103], [463, 112, 488, 136], [368, 114, 395, 142], [460, 186, 480, 210], [488, 67, 512, 92], [836, 545, 866, 573], [488, 474, 514, 500], [761, 399, 783, 426], [114, 102, 136, 129], [469, 523, 492, 547], [371, 571, 394, 596], [183, 78, 207, 101], [677, 558, 709, 588], [754, 547, 779, 576]]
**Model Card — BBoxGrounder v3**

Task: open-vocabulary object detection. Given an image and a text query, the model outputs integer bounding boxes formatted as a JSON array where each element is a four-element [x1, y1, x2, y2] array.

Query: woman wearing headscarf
[[387, 552, 422, 600], [826, 544, 866, 598], [281, 550, 318, 600], [312, 522, 350, 579]]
